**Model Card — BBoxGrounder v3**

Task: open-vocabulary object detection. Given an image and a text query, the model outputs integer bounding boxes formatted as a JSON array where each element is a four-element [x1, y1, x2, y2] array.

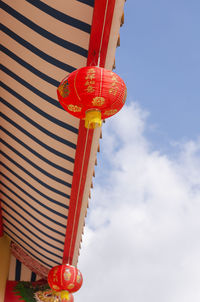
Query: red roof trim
[[62, 122, 93, 264], [62, 0, 116, 265], [87, 0, 116, 67]]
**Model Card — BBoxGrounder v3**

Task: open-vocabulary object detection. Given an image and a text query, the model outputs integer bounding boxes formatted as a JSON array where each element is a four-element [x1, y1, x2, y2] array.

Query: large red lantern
[[48, 264, 83, 294], [57, 66, 127, 128]]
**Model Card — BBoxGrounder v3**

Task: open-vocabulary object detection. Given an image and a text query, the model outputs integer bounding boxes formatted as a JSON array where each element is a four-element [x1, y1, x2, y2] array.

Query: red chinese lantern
[[48, 264, 83, 294], [67, 293, 74, 302], [57, 66, 127, 128], [61, 293, 74, 302]]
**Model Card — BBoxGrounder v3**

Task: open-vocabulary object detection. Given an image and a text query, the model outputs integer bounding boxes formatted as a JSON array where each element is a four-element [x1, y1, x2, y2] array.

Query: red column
[[62, 0, 116, 265]]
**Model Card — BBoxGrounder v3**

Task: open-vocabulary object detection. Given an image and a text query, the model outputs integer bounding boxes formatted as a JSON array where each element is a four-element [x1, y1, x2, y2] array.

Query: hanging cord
[[67, 124, 90, 264]]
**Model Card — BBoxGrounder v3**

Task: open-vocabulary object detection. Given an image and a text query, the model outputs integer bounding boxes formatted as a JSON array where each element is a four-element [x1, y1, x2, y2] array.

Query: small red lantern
[[48, 264, 83, 293], [57, 66, 127, 128], [63, 293, 74, 302], [66, 293, 74, 302]]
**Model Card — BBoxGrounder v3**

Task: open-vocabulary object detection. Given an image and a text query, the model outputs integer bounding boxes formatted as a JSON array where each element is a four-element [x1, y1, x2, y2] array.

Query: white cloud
[[76, 102, 200, 302]]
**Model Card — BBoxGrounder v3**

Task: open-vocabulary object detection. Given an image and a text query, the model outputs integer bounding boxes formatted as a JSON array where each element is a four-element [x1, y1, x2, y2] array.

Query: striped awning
[[1, 0, 95, 271], [0, 0, 126, 279], [8, 255, 41, 282]]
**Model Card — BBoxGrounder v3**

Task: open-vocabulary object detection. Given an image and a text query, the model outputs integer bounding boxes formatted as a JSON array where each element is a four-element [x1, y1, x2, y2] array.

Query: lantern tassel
[[85, 109, 102, 129]]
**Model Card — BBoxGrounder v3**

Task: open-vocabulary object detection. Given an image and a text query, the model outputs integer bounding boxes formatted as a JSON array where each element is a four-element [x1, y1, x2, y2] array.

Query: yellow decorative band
[[104, 109, 117, 116], [67, 104, 82, 112], [92, 97, 105, 106]]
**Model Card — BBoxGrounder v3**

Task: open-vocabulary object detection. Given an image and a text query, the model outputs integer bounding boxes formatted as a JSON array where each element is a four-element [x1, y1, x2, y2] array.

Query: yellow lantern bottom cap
[[85, 110, 102, 129]]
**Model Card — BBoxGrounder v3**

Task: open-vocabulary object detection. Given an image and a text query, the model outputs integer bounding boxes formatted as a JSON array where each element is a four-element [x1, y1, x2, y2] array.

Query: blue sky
[[116, 0, 200, 152], [77, 2, 200, 301]]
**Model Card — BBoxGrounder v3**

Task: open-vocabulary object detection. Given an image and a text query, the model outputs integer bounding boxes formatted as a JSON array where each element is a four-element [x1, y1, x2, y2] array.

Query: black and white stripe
[[8, 255, 40, 282]]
